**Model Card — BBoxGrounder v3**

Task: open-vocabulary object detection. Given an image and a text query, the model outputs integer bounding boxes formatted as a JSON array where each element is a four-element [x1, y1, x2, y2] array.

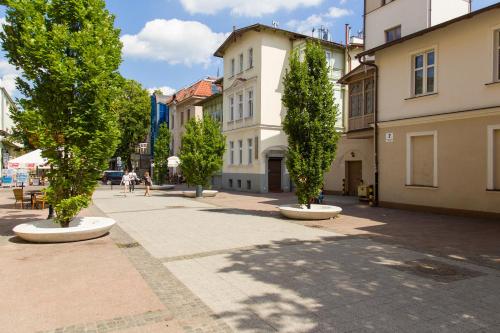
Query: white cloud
[[121, 19, 228, 67], [286, 6, 353, 35], [180, 0, 323, 17], [147, 86, 176, 96], [0, 59, 19, 95]]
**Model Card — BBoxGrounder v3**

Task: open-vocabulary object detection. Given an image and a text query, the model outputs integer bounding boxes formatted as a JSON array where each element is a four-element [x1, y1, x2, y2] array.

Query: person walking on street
[[144, 171, 152, 197], [121, 170, 130, 196], [129, 169, 137, 192]]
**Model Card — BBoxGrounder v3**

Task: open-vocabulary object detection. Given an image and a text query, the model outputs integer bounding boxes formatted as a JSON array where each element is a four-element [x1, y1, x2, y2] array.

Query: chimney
[[345, 24, 350, 47]]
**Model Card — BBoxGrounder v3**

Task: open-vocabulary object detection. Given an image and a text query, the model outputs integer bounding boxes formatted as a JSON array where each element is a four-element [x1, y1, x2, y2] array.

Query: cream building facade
[[214, 24, 347, 193], [358, 3, 500, 215], [0, 87, 18, 176]]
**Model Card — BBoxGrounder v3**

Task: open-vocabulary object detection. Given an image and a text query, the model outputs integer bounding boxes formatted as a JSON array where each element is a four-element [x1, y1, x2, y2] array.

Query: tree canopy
[[112, 78, 151, 170], [282, 42, 339, 207], [179, 115, 225, 188], [1, 0, 123, 226], [153, 123, 171, 184]]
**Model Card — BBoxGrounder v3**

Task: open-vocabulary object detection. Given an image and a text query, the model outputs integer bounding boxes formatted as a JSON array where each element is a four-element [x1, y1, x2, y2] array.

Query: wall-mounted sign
[[385, 132, 394, 143]]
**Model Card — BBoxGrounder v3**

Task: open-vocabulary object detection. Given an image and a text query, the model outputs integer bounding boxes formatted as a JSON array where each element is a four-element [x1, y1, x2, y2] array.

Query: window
[[181, 111, 184, 125], [238, 93, 243, 119], [247, 180, 252, 190], [237, 179, 242, 188], [495, 30, 500, 81], [229, 179, 233, 188], [238, 140, 243, 164], [171, 114, 174, 129], [365, 78, 374, 114], [349, 82, 363, 117], [487, 125, 500, 190], [187, 109, 191, 120], [247, 90, 254, 117], [239, 53, 244, 73], [248, 138, 253, 164], [406, 131, 438, 187], [248, 48, 253, 68], [255, 136, 259, 160], [412, 49, 435, 96], [229, 141, 234, 165], [231, 58, 235, 76], [229, 96, 234, 121], [385, 26, 401, 43]]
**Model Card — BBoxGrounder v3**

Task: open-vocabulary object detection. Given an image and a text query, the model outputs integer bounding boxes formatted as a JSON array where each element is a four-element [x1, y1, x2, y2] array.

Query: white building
[[214, 24, 349, 193], [0, 87, 18, 176]]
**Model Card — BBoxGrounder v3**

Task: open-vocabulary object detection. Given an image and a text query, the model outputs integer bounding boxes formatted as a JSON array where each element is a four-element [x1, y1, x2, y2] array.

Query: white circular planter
[[151, 184, 175, 190], [279, 204, 342, 220], [13, 217, 116, 243], [182, 190, 218, 198]]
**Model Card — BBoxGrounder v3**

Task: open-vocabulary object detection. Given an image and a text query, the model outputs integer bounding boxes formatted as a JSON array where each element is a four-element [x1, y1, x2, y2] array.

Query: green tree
[[282, 42, 339, 208], [153, 123, 171, 184], [112, 79, 150, 170], [1, 0, 122, 226], [179, 116, 225, 196]]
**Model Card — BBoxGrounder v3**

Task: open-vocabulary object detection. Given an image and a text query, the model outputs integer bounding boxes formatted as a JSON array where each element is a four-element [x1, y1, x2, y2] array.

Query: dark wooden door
[[268, 158, 282, 192], [347, 161, 362, 196]]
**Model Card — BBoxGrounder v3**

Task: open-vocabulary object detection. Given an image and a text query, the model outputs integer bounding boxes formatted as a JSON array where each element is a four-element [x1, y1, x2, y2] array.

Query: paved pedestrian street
[[2, 186, 500, 332]]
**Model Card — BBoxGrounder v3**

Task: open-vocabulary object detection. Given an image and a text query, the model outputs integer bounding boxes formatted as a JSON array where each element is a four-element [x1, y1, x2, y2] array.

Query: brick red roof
[[171, 79, 216, 104]]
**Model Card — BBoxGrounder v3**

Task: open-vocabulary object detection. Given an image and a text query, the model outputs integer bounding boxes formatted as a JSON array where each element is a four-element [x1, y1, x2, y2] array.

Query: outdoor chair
[[13, 189, 30, 209], [33, 193, 47, 210]]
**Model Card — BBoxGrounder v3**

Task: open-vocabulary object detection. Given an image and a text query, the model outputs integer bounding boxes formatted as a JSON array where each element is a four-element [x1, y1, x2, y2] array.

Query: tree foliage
[[153, 123, 171, 184], [112, 78, 150, 170], [179, 116, 225, 188], [1, 0, 123, 226], [282, 42, 339, 207]]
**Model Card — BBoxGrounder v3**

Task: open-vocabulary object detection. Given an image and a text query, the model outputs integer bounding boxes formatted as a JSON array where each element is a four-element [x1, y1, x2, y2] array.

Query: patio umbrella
[[167, 156, 180, 168], [8, 149, 48, 170]]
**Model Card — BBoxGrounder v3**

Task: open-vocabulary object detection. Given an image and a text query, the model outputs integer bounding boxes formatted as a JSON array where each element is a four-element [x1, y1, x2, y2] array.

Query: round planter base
[[151, 185, 175, 190], [13, 217, 116, 243], [279, 204, 342, 220], [182, 190, 218, 198]]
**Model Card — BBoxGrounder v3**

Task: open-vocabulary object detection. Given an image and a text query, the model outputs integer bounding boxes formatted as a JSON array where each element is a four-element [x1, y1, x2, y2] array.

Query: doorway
[[268, 158, 282, 192], [346, 161, 362, 196]]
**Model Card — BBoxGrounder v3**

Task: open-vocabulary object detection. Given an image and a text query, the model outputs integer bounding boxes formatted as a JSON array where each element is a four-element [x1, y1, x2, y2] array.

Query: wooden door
[[347, 161, 362, 196], [268, 158, 282, 192]]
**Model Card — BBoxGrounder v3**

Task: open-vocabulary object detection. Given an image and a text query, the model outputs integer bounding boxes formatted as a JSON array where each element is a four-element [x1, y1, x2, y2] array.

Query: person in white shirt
[[128, 169, 137, 192], [121, 170, 130, 196]]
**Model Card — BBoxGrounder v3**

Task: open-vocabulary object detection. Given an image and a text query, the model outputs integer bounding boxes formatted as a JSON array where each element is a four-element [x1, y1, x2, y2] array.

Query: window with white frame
[[229, 141, 234, 164], [229, 96, 234, 121], [231, 58, 235, 77], [412, 49, 435, 96], [239, 53, 244, 73], [247, 90, 254, 117], [385, 25, 401, 43], [254, 136, 259, 160], [238, 140, 243, 164], [406, 131, 438, 187], [495, 29, 500, 82], [248, 48, 253, 68], [248, 138, 253, 164], [487, 125, 500, 190], [238, 93, 243, 119]]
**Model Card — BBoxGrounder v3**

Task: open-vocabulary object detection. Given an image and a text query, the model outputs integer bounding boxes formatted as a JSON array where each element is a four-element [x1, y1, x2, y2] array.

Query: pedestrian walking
[[121, 170, 130, 196], [129, 169, 138, 192], [143, 171, 152, 197]]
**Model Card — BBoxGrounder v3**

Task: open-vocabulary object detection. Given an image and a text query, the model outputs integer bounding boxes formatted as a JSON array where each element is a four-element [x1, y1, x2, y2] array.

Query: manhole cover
[[388, 258, 484, 283], [116, 242, 140, 248]]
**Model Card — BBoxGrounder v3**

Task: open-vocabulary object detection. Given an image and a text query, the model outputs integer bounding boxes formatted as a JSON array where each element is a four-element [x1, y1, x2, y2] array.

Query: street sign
[[385, 132, 394, 143]]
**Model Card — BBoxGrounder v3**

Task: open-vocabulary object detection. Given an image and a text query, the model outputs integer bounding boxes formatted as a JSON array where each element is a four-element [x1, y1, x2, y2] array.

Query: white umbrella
[[167, 156, 180, 168], [8, 149, 48, 170]]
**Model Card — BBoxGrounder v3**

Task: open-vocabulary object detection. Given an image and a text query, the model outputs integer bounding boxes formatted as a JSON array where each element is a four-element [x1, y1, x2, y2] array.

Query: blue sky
[[0, 0, 499, 97]]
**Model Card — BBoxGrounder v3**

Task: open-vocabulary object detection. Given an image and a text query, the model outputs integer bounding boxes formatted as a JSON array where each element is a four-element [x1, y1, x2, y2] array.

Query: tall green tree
[[112, 79, 150, 170], [153, 123, 171, 184], [282, 42, 339, 208], [179, 116, 225, 195], [1, 0, 122, 226]]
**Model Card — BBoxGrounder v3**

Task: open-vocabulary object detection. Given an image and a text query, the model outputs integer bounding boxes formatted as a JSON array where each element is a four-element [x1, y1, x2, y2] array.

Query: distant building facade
[[0, 87, 20, 177]]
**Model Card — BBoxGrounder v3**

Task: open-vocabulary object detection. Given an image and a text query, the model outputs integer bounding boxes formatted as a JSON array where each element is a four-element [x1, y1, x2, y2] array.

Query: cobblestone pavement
[[91, 187, 500, 333]]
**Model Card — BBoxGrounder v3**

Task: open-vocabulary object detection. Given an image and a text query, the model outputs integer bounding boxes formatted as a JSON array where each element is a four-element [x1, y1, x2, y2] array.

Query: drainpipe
[[358, 55, 379, 207]]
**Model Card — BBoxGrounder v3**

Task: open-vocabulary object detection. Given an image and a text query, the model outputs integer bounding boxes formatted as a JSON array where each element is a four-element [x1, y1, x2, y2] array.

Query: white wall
[[431, 0, 469, 26]]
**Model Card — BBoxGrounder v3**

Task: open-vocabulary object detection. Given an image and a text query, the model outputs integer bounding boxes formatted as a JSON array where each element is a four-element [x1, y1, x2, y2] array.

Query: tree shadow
[[213, 237, 496, 332]]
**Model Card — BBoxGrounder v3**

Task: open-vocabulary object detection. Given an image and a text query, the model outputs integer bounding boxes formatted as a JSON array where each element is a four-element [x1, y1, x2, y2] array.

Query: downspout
[[358, 55, 379, 207], [427, 0, 432, 27]]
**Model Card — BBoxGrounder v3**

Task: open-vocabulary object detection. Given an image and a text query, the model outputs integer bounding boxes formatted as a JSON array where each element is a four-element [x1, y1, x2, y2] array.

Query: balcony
[[348, 113, 374, 131]]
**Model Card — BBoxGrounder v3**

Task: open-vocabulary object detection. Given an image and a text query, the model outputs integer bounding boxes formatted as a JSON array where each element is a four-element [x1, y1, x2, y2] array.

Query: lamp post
[[150, 161, 154, 185]]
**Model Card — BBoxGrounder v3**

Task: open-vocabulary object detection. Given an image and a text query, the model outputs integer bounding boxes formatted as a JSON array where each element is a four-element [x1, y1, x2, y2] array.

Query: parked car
[[102, 171, 123, 185]]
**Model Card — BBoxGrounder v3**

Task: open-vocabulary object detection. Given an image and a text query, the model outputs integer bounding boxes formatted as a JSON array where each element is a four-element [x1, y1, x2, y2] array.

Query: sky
[[0, 0, 499, 98]]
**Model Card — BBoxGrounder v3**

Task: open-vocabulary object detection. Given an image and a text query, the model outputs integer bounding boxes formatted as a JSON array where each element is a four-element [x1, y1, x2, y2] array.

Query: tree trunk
[[60, 220, 70, 228], [195, 185, 203, 198]]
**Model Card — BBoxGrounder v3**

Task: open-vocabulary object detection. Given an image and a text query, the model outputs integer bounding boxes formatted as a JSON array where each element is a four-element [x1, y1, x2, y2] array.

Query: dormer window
[[385, 25, 401, 43]]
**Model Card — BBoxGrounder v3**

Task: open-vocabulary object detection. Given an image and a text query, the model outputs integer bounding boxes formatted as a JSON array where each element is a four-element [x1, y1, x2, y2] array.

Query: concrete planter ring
[[182, 190, 218, 198], [13, 217, 116, 243], [279, 204, 342, 220]]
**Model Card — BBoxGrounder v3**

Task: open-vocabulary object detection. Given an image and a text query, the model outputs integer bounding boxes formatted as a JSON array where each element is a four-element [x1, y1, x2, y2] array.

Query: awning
[[7, 149, 48, 170]]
